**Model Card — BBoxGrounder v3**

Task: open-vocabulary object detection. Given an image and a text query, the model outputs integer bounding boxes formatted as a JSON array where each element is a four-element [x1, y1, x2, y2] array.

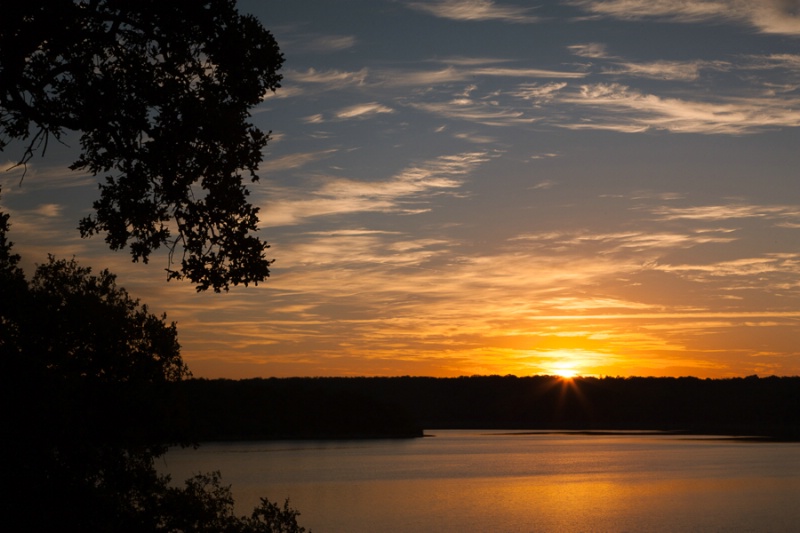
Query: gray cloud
[[556, 83, 800, 134], [406, 0, 541, 23], [570, 0, 800, 36]]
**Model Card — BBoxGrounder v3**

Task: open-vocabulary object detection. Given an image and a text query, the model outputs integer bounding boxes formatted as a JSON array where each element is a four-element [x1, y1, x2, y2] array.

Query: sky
[[2, 0, 800, 379]]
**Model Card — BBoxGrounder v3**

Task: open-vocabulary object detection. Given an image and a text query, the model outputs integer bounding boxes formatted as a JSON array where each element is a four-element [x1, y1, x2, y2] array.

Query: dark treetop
[[0, 0, 284, 291], [1, 206, 310, 531]]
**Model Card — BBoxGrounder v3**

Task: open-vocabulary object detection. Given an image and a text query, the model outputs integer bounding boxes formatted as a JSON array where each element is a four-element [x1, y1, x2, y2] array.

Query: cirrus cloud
[[406, 0, 541, 23], [570, 0, 800, 36]]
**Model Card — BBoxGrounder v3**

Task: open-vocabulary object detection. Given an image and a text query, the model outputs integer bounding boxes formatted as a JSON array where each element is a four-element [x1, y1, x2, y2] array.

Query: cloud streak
[[601, 60, 731, 81], [570, 0, 800, 36], [259, 151, 493, 226], [557, 83, 800, 134], [406, 0, 541, 23], [335, 102, 394, 120]]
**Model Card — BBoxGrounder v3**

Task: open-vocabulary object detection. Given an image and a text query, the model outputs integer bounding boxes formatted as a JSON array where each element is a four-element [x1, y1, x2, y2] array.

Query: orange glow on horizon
[[538, 348, 600, 379]]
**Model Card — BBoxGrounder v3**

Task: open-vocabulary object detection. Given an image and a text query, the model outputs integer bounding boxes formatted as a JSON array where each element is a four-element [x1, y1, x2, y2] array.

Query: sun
[[555, 368, 578, 379], [544, 353, 584, 379]]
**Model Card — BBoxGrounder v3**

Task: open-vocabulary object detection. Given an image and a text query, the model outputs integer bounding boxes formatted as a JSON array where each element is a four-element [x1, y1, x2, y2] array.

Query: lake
[[161, 430, 800, 532]]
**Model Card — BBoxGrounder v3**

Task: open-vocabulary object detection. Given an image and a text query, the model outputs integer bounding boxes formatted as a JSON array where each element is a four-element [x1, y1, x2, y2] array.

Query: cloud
[[427, 56, 518, 66], [471, 67, 587, 78], [453, 131, 499, 143], [294, 34, 357, 54], [410, 99, 537, 126], [376, 64, 586, 88], [335, 102, 394, 119], [259, 151, 493, 226], [569, 0, 735, 21], [602, 60, 731, 81], [528, 154, 559, 163], [748, 0, 800, 34], [288, 68, 368, 90], [570, 0, 800, 36], [656, 254, 800, 278], [753, 53, 800, 68], [260, 85, 306, 99], [301, 114, 325, 124], [568, 43, 612, 59], [557, 83, 800, 134], [649, 203, 800, 221], [406, 0, 541, 23], [509, 82, 569, 103], [148, 187, 800, 377], [264, 150, 338, 171], [510, 227, 737, 255], [0, 161, 94, 191], [32, 203, 62, 217]]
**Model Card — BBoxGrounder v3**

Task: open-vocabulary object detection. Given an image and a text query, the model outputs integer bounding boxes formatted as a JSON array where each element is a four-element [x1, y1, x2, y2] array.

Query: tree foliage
[[0, 206, 308, 532], [0, 0, 284, 291]]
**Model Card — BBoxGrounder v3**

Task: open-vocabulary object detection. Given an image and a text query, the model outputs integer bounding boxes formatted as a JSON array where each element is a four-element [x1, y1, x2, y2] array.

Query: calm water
[[161, 430, 800, 532]]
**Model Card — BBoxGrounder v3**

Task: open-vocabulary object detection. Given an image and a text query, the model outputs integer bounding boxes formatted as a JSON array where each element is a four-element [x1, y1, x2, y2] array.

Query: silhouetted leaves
[[0, 208, 309, 532], [0, 1, 284, 291]]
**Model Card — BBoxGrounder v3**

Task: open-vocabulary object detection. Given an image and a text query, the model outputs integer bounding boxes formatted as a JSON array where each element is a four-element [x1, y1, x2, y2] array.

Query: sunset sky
[[3, 0, 800, 379]]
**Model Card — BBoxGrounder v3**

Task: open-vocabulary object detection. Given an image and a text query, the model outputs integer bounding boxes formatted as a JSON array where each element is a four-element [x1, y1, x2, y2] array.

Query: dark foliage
[[182, 378, 423, 441], [0, 0, 284, 291], [180, 375, 800, 441], [0, 206, 308, 531]]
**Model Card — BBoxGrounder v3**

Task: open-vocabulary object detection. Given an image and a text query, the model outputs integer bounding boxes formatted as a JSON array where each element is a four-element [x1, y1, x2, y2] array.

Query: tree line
[[178, 375, 800, 441]]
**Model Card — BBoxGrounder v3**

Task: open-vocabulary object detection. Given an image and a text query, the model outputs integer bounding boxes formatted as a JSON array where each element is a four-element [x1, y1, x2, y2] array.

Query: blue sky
[[3, 0, 800, 378]]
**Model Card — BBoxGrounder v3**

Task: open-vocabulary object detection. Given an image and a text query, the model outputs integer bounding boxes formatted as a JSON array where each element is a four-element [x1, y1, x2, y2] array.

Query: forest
[[177, 375, 800, 441]]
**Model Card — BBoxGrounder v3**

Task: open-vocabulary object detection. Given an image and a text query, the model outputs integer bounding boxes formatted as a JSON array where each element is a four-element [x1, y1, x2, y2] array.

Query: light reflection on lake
[[161, 430, 800, 532]]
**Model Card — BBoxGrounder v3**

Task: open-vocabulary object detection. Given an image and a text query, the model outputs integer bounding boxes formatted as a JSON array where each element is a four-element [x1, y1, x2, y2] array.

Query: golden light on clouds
[[4, 0, 800, 379]]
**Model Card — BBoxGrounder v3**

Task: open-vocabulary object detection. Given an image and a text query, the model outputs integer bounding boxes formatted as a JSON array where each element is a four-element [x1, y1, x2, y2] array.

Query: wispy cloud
[[376, 64, 586, 87], [0, 161, 94, 191], [410, 99, 536, 126], [509, 82, 569, 103], [427, 56, 518, 66], [259, 152, 493, 226], [510, 227, 737, 255], [570, 0, 800, 36], [471, 67, 587, 78], [569, 0, 737, 21], [31, 203, 62, 217], [287, 68, 368, 89], [568, 42, 613, 59], [289, 62, 580, 93], [406, 0, 541, 23], [263, 150, 338, 171], [746, 53, 800, 70], [649, 203, 800, 222], [602, 60, 731, 81], [293, 34, 357, 54], [557, 83, 800, 134], [132, 183, 800, 378], [335, 102, 394, 120]]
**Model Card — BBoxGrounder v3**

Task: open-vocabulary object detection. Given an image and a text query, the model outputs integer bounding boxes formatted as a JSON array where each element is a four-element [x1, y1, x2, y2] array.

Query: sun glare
[[543, 352, 587, 379], [555, 368, 578, 379]]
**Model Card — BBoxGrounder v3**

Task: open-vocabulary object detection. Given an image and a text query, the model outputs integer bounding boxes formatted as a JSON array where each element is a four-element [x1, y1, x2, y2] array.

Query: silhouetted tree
[[0, 205, 309, 532], [0, 0, 284, 291]]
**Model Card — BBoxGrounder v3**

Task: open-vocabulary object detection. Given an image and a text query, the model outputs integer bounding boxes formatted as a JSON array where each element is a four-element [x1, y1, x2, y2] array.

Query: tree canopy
[[1, 204, 308, 531], [0, 0, 284, 291]]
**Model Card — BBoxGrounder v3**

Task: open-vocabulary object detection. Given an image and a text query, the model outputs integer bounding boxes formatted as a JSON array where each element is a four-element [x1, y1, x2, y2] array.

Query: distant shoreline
[[176, 376, 800, 444], [195, 428, 799, 443]]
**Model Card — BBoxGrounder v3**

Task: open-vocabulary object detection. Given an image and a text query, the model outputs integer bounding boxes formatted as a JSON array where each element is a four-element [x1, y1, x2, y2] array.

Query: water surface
[[162, 430, 800, 532]]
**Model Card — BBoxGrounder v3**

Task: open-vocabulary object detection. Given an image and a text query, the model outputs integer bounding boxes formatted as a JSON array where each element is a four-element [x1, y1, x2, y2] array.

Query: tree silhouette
[[0, 204, 308, 532], [0, 0, 284, 291]]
